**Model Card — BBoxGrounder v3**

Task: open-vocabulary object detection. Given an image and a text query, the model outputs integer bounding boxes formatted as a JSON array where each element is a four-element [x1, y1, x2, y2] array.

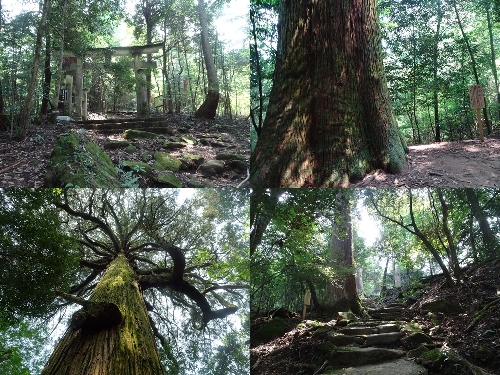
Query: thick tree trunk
[[195, 0, 220, 119], [17, 0, 50, 139], [250, 0, 408, 187], [42, 254, 164, 375], [323, 192, 362, 315], [485, 1, 500, 121]]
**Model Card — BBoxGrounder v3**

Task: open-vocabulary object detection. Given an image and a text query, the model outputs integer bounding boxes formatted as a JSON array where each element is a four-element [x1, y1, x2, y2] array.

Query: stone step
[[362, 332, 403, 346], [323, 358, 428, 375], [325, 347, 405, 367], [368, 307, 404, 314], [327, 333, 364, 346], [369, 312, 403, 320], [338, 327, 378, 336]]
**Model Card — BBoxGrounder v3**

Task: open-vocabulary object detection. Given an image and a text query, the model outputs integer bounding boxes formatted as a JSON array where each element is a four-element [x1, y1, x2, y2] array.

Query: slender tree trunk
[[250, 7, 264, 135], [465, 188, 499, 257], [195, 0, 220, 118], [485, 1, 500, 121], [323, 192, 362, 315], [433, 0, 442, 142], [42, 254, 164, 375], [380, 257, 389, 296], [452, 0, 492, 134], [250, 0, 408, 187], [40, 30, 52, 118], [17, 0, 51, 139], [436, 189, 460, 279]]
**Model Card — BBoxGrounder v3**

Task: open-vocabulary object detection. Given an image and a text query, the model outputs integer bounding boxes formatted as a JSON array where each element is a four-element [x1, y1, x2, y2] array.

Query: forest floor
[[350, 134, 500, 188], [250, 260, 500, 375], [0, 112, 249, 188]]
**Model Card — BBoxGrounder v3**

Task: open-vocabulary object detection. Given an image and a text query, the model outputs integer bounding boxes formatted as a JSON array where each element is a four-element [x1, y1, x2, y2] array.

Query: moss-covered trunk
[[250, 0, 408, 187], [42, 254, 164, 375]]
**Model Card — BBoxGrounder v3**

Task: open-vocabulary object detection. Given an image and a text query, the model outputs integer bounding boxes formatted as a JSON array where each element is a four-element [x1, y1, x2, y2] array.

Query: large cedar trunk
[[42, 254, 164, 375], [250, 0, 408, 187], [195, 0, 220, 119], [322, 192, 362, 315]]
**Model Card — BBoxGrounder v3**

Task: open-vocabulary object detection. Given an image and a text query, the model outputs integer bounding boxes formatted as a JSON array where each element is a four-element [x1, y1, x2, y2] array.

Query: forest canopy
[[0, 188, 249, 375], [250, 188, 499, 314]]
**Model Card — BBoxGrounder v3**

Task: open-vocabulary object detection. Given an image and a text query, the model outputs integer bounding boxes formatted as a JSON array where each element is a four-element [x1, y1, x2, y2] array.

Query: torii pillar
[[133, 54, 149, 118]]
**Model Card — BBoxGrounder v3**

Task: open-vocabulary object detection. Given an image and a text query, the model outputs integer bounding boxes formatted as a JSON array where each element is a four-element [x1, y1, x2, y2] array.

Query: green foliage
[[0, 189, 79, 321]]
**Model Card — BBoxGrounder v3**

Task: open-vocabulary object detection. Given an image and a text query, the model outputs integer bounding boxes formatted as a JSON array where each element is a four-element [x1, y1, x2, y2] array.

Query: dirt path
[[350, 137, 500, 188]]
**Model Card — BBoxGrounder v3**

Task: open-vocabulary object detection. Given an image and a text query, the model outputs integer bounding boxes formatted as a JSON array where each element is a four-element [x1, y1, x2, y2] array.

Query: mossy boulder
[[155, 172, 182, 188], [186, 179, 208, 188], [44, 133, 121, 187], [314, 341, 336, 354], [163, 141, 187, 150], [124, 129, 157, 140], [181, 135, 197, 145], [125, 145, 137, 154], [182, 153, 205, 166], [252, 318, 288, 345], [401, 332, 433, 349], [103, 140, 130, 149], [153, 152, 182, 172], [199, 160, 225, 176], [421, 299, 463, 315], [474, 346, 493, 362]]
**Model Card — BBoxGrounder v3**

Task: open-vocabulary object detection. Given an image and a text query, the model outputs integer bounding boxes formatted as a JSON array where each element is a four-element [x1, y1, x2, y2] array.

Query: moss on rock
[[44, 133, 121, 187], [153, 152, 182, 172]]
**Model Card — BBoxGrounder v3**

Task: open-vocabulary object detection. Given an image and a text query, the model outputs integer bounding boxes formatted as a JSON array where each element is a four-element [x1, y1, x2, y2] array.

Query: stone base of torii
[[63, 43, 163, 120]]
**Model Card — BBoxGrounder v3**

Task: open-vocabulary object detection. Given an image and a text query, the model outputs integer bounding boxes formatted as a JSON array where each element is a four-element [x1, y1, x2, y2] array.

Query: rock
[[338, 327, 377, 336], [252, 318, 289, 345], [326, 333, 364, 346], [200, 138, 209, 145], [228, 159, 247, 171], [121, 161, 152, 177], [325, 347, 405, 367], [163, 141, 187, 150], [187, 179, 206, 188], [124, 129, 157, 139], [407, 344, 430, 358], [153, 152, 182, 172], [421, 299, 463, 315], [198, 160, 225, 176], [44, 133, 121, 187], [377, 324, 400, 333], [156, 172, 182, 188], [125, 145, 137, 154], [182, 153, 205, 166], [474, 346, 493, 362], [363, 332, 403, 346], [401, 332, 433, 349], [323, 358, 428, 375], [181, 135, 197, 145], [103, 140, 130, 149], [215, 152, 246, 161]]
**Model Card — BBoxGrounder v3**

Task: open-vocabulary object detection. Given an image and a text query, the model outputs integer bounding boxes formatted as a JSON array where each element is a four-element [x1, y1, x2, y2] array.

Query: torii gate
[[63, 43, 163, 120]]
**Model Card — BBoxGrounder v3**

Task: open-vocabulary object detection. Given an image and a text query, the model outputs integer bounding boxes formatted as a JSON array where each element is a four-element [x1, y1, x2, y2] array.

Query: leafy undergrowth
[[250, 260, 500, 375]]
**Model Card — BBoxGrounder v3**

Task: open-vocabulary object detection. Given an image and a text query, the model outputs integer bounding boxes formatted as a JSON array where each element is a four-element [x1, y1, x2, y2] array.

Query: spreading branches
[[53, 190, 121, 253]]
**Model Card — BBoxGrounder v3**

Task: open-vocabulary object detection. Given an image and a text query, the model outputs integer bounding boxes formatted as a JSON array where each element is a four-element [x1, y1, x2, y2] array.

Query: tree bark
[[250, 0, 408, 187], [40, 30, 52, 118], [452, 0, 492, 135], [17, 0, 51, 139], [195, 0, 219, 118], [433, 0, 442, 142], [323, 192, 362, 315], [465, 188, 499, 257], [250, 188, 283, 256], [485, 1, 500, 121], [42, 254, 164, 375], [436, 189, 460, 279]]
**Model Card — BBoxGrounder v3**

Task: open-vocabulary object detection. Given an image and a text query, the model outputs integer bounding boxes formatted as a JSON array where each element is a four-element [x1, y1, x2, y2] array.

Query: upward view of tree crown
[[0, 188, 249, 375]]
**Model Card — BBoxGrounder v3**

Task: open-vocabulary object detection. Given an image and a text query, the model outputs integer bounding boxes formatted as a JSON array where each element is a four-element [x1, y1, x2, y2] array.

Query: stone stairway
[[319, 304, 428, 375], [78, 117, 174, 135]]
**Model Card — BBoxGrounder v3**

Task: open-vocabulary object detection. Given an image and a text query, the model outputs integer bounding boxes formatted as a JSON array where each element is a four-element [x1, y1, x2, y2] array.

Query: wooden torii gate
[[63, 43, 163, 120]]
